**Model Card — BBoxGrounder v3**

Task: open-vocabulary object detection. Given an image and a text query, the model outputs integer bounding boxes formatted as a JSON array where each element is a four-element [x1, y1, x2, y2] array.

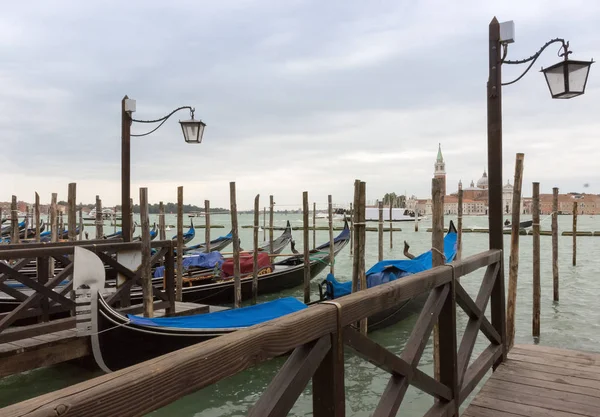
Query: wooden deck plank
[[463, 345, 600, 417]]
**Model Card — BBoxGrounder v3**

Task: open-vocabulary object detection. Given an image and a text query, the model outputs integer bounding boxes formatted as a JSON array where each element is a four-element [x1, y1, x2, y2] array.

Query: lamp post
[[121, 96, 206, 242], [487, 17, 592, 360]]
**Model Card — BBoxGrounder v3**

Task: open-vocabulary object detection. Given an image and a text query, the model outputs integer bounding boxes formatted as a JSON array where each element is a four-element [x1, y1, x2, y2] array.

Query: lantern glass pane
[[544, 65, 565, 96], [568, 62, 590, 93]]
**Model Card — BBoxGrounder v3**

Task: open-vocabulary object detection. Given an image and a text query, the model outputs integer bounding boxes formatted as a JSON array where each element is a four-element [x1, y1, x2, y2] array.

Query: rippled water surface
[[1, 213, 599, 416]]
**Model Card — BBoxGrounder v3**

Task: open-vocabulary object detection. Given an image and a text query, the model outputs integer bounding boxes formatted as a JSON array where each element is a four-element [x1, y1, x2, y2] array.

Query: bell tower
[[434, 143, 446, 196]]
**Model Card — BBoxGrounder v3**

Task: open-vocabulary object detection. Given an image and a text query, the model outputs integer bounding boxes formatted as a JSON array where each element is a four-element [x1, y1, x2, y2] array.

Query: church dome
[[477, 171, 488, 189]]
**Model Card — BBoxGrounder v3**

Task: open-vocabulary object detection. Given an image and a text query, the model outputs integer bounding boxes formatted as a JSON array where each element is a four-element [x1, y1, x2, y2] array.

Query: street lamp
[[486, 19, 592, 359], [121, 96, 206, 242], [487, 18, 593, 251]]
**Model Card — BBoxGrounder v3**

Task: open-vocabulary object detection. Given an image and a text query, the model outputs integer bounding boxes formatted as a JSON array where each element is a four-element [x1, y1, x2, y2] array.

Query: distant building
[[434, 144, 446, 197]]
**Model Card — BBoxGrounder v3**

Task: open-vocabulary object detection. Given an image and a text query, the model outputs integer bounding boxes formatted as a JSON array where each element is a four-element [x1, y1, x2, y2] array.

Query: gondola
[[144, 221, 350, 305], [172, 220, 195, 245], [504, 219, 533, 230], [320, 221, 458, 331], [104, 223, 136, 240], [19, 222, 46, 239], [256, 220, 293, 254], [133, 223, 158, 241], [1, 220, 25, 237], [182, 230, 233, 254]]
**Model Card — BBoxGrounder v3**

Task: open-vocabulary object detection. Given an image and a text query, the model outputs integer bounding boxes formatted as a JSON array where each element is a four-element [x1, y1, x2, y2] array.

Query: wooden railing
[[0, 239, 175, 344], [1, 249, 505, 417]]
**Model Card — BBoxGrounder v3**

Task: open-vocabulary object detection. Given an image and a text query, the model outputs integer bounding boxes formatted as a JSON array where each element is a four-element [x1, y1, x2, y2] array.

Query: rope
[[431, 247, 446, 260], [322, 301, 343, 336]]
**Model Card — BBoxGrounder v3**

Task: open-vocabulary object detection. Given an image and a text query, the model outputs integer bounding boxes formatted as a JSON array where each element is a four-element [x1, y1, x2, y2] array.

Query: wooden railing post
[[313, 331, 345, 417], [37, 256, 50, 322], [165, 242, 176, 315]]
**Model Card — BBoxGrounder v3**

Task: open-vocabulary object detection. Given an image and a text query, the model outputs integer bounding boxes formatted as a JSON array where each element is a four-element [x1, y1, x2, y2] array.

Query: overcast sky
[[2, 1, 599, 210]]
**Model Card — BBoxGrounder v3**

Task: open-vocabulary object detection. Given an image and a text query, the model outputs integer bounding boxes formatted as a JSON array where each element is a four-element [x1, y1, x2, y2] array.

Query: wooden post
[[572, 201, 577, 266], [351, 183, 360, 293], [230, 182, 242, 308], [506, 153, 524, 351], [113, 206, 117, 234], [23, 205, 28, 241], [252, 194, 260, 305], [263, 207, 266, 241], [357, 182, 367, 335], [349, 203, 353, 256], [68, 183, 76, 241], [532, 182, 540, 338], [269, 195, 274, 254], [50, 194, 58, 243], [95, 196, 103, 239], [313, 202, 317, 250], [303, 191, 310, 304], [457, 186, 463, 260], [414, 210, 419, 232], [378, 201, 384, 261], [139, 188, 153, 318], [129, 198, 134, 241], [78, 206, 83, 240], [552, 187, 559, 302], [176, 186, 184, 302], [59, 211, 64, 240], [158, 202, 166, 241], [389, 204, 393, 249], [34, 193, 40, 243], [328, 195, 334, 275], [204, 200, 211, 253], [431, 177, 445, 381], [10, 196, 19, 244], [487, 18, 507, 364]]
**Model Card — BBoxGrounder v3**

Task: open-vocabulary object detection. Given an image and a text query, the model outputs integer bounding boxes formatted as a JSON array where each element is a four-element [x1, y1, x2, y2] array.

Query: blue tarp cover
[[325, 227, 457, 299], [153, 251, 224, 278], [127, 296, 307, 329]]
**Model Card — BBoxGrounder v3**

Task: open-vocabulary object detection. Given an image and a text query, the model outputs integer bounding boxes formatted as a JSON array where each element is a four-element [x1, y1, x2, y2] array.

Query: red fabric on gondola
[[221, 252, 272, 277]]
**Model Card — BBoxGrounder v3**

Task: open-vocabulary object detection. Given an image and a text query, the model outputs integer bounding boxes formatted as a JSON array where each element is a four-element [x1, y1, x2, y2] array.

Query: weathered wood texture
[[389, 204, 393, 249], [431, 177, 445, 382], [313, 202, 317, 250], [464, 345, 600, 417], [139, 187, 153, 318], [68, 183, 76, 241], [0, 249, 503, 417], [457, 186, 463, 260], [269, 195, 274, 254], [573, 201, 577, 266], [205, 200, 210, 253], [34, 192, 41, 243], [357, 181, 367, 335], [11, 196, 19, 244], [328, 195, 334, 274], [252, 194, 259, 304], [378, 201, 383, 262], [159, 201, 166, 241], [349, 202, 353, 256], [552, 187, 559, 302], [303, 191, 310, 304], [230, 182, 241, 308], [506, 152, 524, 350], [532, 182, 540, 338], [95, 195, 103, 239], [176, 186, 183, 302]]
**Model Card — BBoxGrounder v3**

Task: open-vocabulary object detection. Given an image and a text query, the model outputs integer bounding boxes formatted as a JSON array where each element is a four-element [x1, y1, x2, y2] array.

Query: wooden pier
[[464, 344, 600, 417]]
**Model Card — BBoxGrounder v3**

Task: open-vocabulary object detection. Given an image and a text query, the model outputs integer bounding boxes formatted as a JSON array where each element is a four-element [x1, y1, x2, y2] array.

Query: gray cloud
[[2, 0, 599, 209]]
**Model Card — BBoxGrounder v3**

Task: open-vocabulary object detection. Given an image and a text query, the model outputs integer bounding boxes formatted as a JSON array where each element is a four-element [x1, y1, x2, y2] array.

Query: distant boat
[[365, 207, 421, 222], [504, 220, 533, 230]]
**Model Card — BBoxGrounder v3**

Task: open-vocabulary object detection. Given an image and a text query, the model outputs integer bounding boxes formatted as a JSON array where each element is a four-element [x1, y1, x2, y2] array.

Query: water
[[1, 213, 599, 415]]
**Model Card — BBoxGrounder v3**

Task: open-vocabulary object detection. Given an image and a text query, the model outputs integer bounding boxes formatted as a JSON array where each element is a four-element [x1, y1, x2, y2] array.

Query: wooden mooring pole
[[269, 195, 274, 254], [230, 182, 242, 308], [378, 201, 383, 262], [389, 204, 393, 249], [506, 153, 524, 350], [129, 198, 134, 241], [263, 207, 266, 241], [532, 182, 540, 338], [573, 201, 577, 266], [68, 183, 76, 241], [313, 202, 316, 250], [205, 200, 211, 253], [328, 195, 334, 274], [252, 194, 260, 305], [140, 187, 153, 318], [303, 191, 310, 304], [50, 194, 58, 243], [34, 192, 40, 243], [552, 187, 559, 302], [349, 202, 353, 256], [176, 186, 184, 302], [357, 181, 367, 335], [95, 195, 103, 239], [431, 177, 444, 380], [414, 210, 419, 232], [78, 206, 83, 240], [457, 185, 463, 260], [158, 202, 166, 241], [11, 196, 19, 244]]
